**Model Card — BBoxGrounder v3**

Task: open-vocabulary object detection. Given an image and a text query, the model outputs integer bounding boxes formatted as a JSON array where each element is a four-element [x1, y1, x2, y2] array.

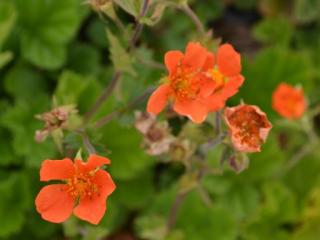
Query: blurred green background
[[1, 0, 320, 239]]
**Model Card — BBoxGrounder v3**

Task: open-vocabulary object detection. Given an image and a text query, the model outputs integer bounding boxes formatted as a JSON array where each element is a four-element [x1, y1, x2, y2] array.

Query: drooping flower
[[147, 42, 218, 123], [35, 105, 78, 142], [35, 154, 116, 224], [135, 111, 175, 155], [147, 42, 244, 123], [272, 83, 306, 119], [224, 104, 272, 152]]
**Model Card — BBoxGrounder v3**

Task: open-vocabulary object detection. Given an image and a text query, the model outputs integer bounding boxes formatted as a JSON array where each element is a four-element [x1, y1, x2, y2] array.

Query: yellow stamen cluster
[[209, 69, 225, 92], [171, 66, 199, 100], [66, 172, 98, 199]]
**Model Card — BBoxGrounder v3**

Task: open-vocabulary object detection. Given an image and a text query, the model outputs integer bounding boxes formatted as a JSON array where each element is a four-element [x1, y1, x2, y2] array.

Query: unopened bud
[[228, 152, 249, 174]]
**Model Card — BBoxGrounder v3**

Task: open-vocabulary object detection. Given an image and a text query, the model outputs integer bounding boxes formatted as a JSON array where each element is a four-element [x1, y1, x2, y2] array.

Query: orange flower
[[204, 44, 245, 111], [224, 104, 272, 152], [272, 83, 306, 119], [147, 42, 244, 123], [147, 42, 217, 123], [35, 154, 116, 224]]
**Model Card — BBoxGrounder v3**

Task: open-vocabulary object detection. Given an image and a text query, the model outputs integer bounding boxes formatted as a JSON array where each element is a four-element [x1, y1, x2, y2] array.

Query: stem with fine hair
[[77, 129, 96, 154], [83, 0, 150, 123], [94, 87, 155, 128], [179, 3, 205, 36], [166, 191, 188, 232]]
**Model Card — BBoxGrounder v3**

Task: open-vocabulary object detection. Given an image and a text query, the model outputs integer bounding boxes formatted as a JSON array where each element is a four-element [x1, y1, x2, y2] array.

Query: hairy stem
[[215, 110, 221, 135], [166, 114, 225, 232], [84, 71, 121, 123], [77, 129, 96, 154], [94, 87, 154, 128], [179, 3, 205, 36], [166, 191, 188, 232], [84, 0, 150, 123], [283, 141, 317, 173], [281, 115, 319, 175]]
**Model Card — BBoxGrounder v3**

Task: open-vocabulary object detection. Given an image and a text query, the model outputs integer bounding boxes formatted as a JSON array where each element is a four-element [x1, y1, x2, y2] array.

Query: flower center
[[229, 107, 267, 147], [170, 66, 199, 100], [66, 172, 98, 199], [209, 69, 225, 92]]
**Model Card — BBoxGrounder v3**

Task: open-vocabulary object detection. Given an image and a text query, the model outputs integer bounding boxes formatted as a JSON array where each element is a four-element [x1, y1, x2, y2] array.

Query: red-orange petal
[[75, 155, 111, 173], [202, 52, 215, 71], [88, 154, 111, 166], [40, 158, 75, 181], [206, 95, 225, 112], [73, 170, 115, 224], [164, 50, 184, 75], [182, 42, 208, 69], [217, 44, 241, 77], [200, 76, 217, 98], [220, 75, 245, 100], [35, 184, 74, 223], [73, 194, 107, 225], [93, 170, 116, 198], [205, 75, 244, 112], [147, 84, 170, 115], [173, 99, 208, 123]]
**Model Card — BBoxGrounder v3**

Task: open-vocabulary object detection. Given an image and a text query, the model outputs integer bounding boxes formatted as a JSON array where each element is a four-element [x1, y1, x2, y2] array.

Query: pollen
[[66, 172, 98, 198], [170, 65, 199, 100], [209, 69, 225, 92]]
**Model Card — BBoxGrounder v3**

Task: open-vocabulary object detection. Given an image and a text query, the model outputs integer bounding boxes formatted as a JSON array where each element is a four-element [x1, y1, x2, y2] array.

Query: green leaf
[[14, 0, 85, 69], [113, 0, 141, 17], [20, 34, 66, 69], [294, 0, 320, 24], [0, 1, 16, 49], [106, 30, 136, 75], [86, 19, 108, 48], [241, 182, 297, 240], [135, 214, 167, 240], [285, 152, 320, 206], [253, 17, 293, 46], [0, 1, 16, 68], [258, 182, 298, 224], [219, 184, 259, 220], [0, 97, 56, 167], [239, 134, 286, 182], [136, 186, 238, 240], [113, 170, 154, 209], [55, 71, 92, 105], [4, 63, 47, 101], [0, 172, 31, 238], [100, 121, 153, 180], [83, 226, 109, 240], [176, 191, 238, 240], [0, 51, 13, 69], [0, 127, 15, 166], [67, 43, 101, 76], [293, 217, 320, 240]]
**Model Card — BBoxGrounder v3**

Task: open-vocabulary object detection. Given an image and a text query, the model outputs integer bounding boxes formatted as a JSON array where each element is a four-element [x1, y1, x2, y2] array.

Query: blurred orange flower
[[272, 83, 306, 119], [35, 154, 115, 224], [147, 42, 244, 123], [224, 104, 272, 152]]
